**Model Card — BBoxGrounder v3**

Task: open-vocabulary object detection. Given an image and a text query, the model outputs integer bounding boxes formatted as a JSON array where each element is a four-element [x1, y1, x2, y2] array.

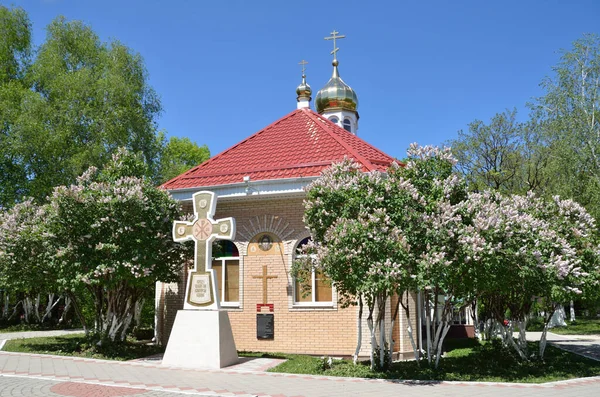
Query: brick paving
[[0, 350, 599, 397], [1, 330, 599, 396]]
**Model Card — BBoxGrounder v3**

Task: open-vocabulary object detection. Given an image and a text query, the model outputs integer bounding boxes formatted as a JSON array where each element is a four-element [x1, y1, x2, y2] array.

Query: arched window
[[343, 118, 352, 132], [329, 116, 339, 124], [293, 237, 332, 305], [212, 240, 240, 305]]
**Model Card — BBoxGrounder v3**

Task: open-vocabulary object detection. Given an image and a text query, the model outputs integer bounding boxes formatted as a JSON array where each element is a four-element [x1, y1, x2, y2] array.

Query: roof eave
[[166, 175, 319, 202]]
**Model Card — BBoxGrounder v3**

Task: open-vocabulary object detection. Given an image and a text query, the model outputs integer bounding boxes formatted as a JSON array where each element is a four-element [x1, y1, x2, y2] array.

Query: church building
[[155, 32, 431, 358]]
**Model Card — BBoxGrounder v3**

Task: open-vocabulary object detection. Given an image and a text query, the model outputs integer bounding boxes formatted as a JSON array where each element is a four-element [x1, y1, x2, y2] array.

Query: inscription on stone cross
[[172, 191, 236, 309]]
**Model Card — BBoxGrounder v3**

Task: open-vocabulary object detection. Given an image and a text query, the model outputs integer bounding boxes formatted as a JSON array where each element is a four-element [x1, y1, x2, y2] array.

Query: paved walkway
[[0, 331, 599, 396], [1, 350, 599, 397], [525, 331, 600, 361]]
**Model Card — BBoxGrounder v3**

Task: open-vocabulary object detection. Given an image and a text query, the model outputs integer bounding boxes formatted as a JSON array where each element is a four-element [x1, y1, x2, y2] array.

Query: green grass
[[262, 339, 600, 383], [0, 323, 79, 334], [549, 318, 600, 335], [1, 333, 164, 361]]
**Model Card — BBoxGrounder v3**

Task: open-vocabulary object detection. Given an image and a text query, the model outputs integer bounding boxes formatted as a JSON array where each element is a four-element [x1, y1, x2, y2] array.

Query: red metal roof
[[162, 108, 397, 190]]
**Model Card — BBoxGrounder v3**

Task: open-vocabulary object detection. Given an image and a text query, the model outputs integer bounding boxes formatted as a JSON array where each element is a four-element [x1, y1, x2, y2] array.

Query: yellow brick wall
[[156, 195, 421, 358]]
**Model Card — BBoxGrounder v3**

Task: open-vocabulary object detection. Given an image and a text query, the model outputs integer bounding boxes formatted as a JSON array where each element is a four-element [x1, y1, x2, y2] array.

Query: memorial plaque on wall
[[257, 314, 274, 339]]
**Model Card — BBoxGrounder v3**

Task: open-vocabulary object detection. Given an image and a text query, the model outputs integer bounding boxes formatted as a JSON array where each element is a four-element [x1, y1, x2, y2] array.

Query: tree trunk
[[366, 301, 376, 370], [2, 293, 9, 319], [377, 295, 387, 370], [388, 295, 401, 366], [425, 293, 432, 365], [23, 296, 32, 323], [7, 300, 22, 322], [353, 296, 363, 365], [539, 305, 555, 359], [41, 293, 60, 323], [505, 321, 528, 360], [570, 300, 575, 322], [133, 298, 145, 328], [34, 294, 41, 323], [58, 295, 72, 325], [69, 291, 88, 336], [400, 291, 420, 362]]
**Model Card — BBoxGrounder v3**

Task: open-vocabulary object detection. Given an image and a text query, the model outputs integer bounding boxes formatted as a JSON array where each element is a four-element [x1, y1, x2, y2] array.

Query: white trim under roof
[[167, 176, 319, 202]]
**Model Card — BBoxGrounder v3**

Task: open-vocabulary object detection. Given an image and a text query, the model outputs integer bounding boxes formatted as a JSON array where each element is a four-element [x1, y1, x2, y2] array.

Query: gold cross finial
[[324, 30, 346, 61], [298, 60, 308, 76]]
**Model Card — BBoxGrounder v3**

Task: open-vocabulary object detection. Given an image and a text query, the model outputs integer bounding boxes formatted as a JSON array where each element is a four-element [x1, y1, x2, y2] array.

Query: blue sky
[[10, 0, 600, 160]]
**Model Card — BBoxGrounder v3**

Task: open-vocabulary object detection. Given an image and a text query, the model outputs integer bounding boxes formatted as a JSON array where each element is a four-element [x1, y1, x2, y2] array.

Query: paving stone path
[[525, 331, 600, 361], [0, 330, 599, 396]]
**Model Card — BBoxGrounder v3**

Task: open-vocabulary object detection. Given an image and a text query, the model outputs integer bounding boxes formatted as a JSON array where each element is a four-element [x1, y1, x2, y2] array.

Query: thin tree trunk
[[34, 294, 41, 323], [366, 301, 376, 370], [539, 305, 555, 359], [58, 295, 72, 325], [23, 296, 32, 323], [69, 291, 88, 336], [400, 291, 420, 363], [434, 322, 450, 368], [505, 321, 528, 360], [133, 298, 145, 328], [353, 296, 363, 365], [569, 300, 575, 322], [2, 293, 9, 319], [388, 295, 401, 366], [41, 293, 61, 323], [378, 295, 387, 370], [425, 293, 432, 365], [7, 300, 22, 321]]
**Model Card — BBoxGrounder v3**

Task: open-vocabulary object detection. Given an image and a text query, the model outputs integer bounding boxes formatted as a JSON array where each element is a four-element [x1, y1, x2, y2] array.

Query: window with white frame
[[293, 237, 333, 305], [343, 118, 352, 132], [211, 240, 240, 306]]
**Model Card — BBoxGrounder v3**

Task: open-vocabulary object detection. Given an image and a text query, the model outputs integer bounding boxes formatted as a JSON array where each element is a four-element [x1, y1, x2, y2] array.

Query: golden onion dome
[[315, 60, 358, 114], [296, 74, 312, 98]]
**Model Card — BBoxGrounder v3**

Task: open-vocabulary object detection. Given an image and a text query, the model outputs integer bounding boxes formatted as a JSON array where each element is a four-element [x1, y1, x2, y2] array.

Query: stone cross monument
[[172, 191, 235, 309], [162, 191, 239, 369]]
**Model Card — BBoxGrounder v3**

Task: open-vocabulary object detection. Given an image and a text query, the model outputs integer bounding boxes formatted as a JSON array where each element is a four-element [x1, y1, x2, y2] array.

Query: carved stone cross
[[252, 265, 278, 304], [173, 191, 235, 309]]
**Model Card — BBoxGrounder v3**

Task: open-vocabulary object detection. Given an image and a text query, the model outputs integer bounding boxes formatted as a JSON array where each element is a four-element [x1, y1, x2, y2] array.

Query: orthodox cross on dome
[[299, 59, 308, 76], [252, 265, 278, 304], [172, 191, 236, 308], [324, 30, 346, 61]]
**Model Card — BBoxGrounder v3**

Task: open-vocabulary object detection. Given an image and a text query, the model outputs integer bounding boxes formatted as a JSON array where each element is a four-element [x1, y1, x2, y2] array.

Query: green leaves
[[157, 134, 210, 184]]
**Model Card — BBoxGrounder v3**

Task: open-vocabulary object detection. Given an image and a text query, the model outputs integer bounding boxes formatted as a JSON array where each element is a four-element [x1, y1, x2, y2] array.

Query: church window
[[212, 240, 240, 305], [293, 237, 333, 305], [343, 119, 352, 132], [329, 116, 339, 124]]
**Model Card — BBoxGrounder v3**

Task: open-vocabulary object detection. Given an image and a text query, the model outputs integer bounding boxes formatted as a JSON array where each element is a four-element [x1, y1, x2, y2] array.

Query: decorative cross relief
[[252, 265, 278, 305], [173, 191, 236, 309]]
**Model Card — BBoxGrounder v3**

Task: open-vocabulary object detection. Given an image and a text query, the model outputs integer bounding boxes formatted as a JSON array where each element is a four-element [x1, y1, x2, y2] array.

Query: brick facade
[[156, 195, 420, 358]]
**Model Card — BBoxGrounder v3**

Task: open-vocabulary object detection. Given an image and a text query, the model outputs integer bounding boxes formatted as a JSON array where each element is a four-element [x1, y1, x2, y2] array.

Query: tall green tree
[[0, 5, 31, 207], [449, 109, 551, 195], [0, 5, 165, 207], [157, 134, 210, 184], [533, 34, 600, 218]]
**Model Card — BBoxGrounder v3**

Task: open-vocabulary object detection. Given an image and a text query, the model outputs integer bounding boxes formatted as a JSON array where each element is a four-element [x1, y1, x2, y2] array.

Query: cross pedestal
[[162, 191, 238, 369]]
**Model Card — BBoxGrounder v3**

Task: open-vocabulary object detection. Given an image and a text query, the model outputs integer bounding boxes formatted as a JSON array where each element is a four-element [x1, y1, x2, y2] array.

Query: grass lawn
[[1, 333, 164, 361], [248, 339, 600, 383], [0, 323, 79, 334], [549, 318, 600, 335]]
